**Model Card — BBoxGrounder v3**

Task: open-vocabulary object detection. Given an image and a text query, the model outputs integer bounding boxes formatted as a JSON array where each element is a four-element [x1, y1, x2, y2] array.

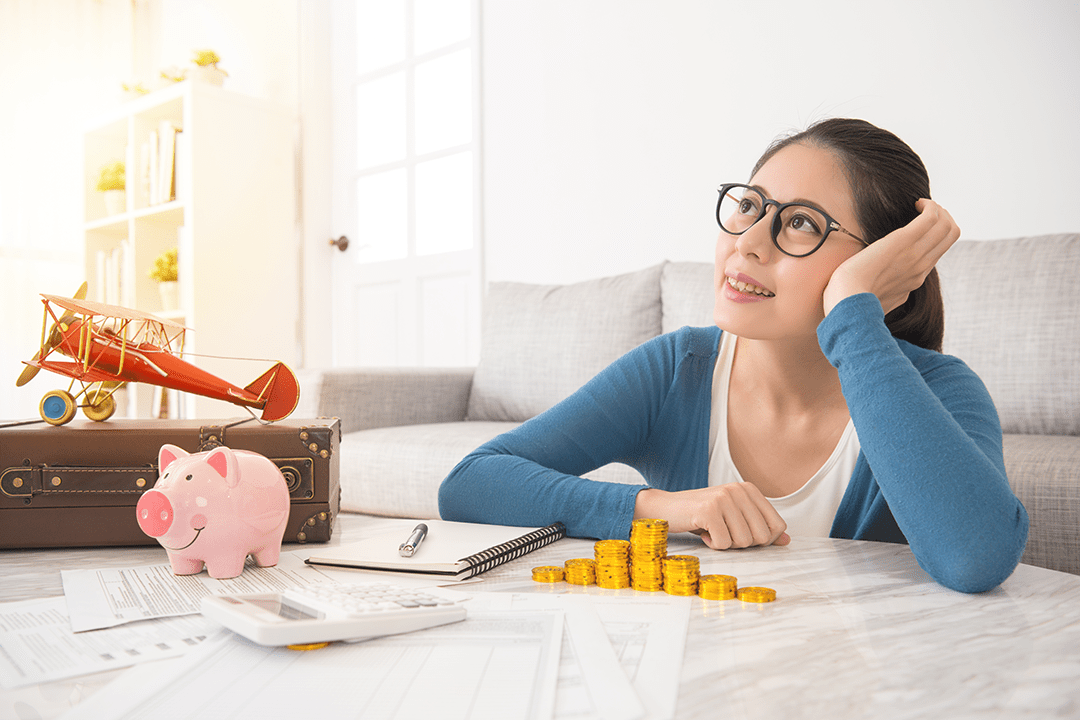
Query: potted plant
[[149, 248, 180, 311], [96, 160, 126, 216], [188, 50, 228, 86]]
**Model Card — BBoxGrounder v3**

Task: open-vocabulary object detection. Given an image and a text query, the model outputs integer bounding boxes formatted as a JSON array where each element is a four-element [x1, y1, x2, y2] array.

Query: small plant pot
[[158, 281, 180, 312], [104, 189, 126, 216]]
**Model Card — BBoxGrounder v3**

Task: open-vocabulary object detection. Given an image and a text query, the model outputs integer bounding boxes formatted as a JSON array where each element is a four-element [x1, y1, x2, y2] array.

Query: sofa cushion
[[340, 422, 515, 518], [937, 235, 1080, 435], [339, 421, 646, 518], [661, 262, 715, 334], [467, 264, 664, 422], [1003, 433, 1080, 575]]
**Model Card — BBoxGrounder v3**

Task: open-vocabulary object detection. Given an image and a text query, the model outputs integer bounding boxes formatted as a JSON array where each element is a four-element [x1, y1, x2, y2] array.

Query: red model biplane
[[16, 284, 299, 426]]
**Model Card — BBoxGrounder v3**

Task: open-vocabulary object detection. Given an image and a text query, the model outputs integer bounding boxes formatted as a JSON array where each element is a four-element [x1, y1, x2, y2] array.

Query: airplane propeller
[[16, 282, 88, 387]]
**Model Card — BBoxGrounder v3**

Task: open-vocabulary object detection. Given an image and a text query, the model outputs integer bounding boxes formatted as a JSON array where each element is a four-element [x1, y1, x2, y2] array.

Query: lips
[[725, 273, 775, 298]]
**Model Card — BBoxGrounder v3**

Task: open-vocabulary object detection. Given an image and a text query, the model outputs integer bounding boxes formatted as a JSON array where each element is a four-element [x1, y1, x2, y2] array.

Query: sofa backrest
[[467, 264, 664, 422], [469, 235, 1079, 435], [937, 234, 1080, 436]]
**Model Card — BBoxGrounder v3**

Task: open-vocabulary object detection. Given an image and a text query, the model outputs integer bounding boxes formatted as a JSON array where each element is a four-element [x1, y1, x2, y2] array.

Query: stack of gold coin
[[662, 555, 701, 596], [737, 586, 777, 603], [698, 574, 738, 600], [594, 539, 631, 589], [532, 566, 565, 583], [629, 518, 668, 591], [564, 558, 597, 585]]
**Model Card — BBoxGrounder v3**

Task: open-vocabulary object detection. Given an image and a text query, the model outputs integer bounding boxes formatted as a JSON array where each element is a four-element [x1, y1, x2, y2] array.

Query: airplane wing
[[40, 294, 187, 329]]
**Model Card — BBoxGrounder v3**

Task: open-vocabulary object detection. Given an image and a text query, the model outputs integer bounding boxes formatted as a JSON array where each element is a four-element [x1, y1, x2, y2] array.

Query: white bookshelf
[[82, 81, 297, 420]]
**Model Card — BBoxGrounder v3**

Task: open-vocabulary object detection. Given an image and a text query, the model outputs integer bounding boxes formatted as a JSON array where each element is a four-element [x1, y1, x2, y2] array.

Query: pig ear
[[159, 444, 189, 473], [204, 446, 240, 487]]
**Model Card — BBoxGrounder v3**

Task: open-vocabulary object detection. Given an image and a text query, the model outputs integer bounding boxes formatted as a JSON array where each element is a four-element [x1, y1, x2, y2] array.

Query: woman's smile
[[722, 273, 775, 303]]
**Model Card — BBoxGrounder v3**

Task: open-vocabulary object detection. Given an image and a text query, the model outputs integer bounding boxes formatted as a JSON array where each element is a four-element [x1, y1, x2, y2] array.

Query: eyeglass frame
[[715, 183, 869, 258]]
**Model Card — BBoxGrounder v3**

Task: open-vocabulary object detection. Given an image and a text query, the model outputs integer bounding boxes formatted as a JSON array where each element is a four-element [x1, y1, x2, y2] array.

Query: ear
[[158, 444, 189, 473], [204, 446, 240, 487]]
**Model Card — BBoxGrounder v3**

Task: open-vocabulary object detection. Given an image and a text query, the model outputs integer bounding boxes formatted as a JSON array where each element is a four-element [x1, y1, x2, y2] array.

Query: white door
[[329, 0, 481, 367]]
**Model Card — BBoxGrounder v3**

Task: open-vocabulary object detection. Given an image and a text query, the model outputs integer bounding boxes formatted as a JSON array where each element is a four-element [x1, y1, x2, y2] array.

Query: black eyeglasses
[[715, 183, 868, 258]]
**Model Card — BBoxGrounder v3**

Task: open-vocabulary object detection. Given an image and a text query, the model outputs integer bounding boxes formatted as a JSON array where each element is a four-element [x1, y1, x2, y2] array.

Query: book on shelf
[[96, 240, 131, 307], [143, 121, 182, 206], [305, 518, 567, 581]]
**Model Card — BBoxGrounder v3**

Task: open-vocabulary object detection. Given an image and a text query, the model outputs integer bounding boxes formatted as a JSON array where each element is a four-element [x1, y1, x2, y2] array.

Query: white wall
[[482, 0, 1080, 284]]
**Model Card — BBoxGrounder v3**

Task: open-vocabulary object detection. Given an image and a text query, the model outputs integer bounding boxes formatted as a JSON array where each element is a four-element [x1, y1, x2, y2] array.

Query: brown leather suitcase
[[0, 417, 340, 549]]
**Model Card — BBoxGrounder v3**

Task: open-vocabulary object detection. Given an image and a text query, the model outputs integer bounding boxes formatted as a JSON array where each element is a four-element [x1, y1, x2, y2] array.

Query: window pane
[[414, 0, 470, 55], [415, 151, 472, 256], [414, 48, 472, 156], [356, 0, 406, 74], [354, 168, 407, 263], [355, 71, 406, 170]]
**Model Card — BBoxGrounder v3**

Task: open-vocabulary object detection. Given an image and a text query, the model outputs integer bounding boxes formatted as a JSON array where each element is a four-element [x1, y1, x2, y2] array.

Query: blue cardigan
[[438, 294, 1029, 593]]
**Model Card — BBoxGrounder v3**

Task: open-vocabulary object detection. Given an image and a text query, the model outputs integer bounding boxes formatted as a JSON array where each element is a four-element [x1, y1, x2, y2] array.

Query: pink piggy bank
[[136, 443, 290, 579]]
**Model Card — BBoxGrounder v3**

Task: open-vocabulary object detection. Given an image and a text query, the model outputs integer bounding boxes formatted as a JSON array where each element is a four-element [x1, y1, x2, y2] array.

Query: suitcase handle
[[1, 458, 314, 499], [1, 465, 155, 496]]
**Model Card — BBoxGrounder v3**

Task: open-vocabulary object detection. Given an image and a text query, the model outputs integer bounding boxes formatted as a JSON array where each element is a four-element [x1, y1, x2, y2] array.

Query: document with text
[[59, 610, 564, 720], [60, 552, 340, 632], [0, 597, 217, 690]]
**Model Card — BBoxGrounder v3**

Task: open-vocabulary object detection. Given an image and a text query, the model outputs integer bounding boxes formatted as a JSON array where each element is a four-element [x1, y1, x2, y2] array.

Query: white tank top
[[707, 332, 860, 538]]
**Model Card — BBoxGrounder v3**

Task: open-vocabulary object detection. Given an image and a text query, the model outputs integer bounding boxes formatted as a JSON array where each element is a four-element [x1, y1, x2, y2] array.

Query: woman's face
[[713, 142, 867, 342]]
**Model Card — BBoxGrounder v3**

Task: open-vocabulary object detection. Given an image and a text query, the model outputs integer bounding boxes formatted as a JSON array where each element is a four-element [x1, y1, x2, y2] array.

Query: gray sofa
[[297, 234, 1080, 577]]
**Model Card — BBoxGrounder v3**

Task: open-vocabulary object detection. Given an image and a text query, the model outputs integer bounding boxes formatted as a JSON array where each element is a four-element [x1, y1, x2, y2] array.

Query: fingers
[[635, 485, 788, 550], [692, 483, 788, 550], [912, 199, 961, 265]]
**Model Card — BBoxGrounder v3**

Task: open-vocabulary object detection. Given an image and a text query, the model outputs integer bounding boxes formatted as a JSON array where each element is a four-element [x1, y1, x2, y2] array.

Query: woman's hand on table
[[635, 484, 790, 549]]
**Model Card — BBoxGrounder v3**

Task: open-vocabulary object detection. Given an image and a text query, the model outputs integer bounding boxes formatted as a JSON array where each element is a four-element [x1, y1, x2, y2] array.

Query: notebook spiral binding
[[459, 522, 567, 578]]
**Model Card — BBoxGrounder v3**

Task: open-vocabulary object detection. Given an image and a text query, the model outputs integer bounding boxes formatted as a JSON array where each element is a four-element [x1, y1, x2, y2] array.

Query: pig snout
[[136, 490, 174, 537]]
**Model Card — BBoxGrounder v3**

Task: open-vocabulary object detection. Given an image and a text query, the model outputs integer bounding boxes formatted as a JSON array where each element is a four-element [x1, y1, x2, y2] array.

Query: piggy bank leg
[[204, 556, 248, 580], [251, 544, 281, 568], [167, 553, 205, 576]]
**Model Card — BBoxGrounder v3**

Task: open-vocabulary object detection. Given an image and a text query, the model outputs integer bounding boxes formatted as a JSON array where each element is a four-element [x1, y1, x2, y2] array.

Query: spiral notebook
[[304, 519, 566, 581]]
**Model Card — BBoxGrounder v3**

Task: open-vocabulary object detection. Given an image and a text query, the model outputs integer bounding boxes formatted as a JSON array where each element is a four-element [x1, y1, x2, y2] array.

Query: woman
[[438, 118, 1028, 593]]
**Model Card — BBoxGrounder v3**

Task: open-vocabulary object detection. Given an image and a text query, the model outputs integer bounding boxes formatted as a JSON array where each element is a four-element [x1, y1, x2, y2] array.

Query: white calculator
[[200, 582, 467, 647]]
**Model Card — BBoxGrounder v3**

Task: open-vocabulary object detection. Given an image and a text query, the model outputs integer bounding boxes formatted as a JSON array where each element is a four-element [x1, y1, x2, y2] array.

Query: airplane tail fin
[[245, 362, 300, 422]]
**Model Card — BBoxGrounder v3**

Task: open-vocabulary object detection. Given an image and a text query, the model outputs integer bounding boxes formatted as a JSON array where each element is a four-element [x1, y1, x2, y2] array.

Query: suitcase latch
[[1, 467, 36, 497]]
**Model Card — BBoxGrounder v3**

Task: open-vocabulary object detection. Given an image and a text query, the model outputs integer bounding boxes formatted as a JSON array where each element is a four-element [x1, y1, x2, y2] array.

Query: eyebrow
[[749, 184, 833, 216]]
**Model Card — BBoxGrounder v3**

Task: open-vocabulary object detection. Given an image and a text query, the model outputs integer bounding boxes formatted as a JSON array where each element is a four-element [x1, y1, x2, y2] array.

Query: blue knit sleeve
[[818, 293, 1028, 593], [438, 328, 717, 541]]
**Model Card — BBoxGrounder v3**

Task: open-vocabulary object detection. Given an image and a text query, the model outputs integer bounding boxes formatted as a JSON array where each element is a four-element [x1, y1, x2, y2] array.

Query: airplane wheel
[[83, 393, 117, 422], [40, 390, 77, 426]]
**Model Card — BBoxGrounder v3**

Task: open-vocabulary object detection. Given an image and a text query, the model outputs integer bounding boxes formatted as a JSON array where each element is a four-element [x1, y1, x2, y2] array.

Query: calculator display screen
[[245, 596, 324, 621]]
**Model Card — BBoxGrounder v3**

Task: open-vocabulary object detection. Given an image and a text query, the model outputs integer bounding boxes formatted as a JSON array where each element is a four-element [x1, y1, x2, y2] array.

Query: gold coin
[[532, 566, 565, 583], [737, 586, 777, 603], [564, 558, 596, 585], [287, 642, 331, 651], [698, 574, 737, 600]]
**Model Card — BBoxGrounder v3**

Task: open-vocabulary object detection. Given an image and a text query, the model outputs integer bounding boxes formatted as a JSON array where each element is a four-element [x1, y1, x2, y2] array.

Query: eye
[[787, 212, 823, 236], [736, 196, 761, 216], [185, 474, 193, 481]]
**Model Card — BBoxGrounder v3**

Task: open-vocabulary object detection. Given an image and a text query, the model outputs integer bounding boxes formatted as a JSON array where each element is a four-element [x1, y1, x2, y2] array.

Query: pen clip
[[399, 523, 428, 557]]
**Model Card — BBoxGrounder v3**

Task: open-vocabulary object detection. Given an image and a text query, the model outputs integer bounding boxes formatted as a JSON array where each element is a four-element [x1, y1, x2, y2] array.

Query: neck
[[730, 333, 845, 415]]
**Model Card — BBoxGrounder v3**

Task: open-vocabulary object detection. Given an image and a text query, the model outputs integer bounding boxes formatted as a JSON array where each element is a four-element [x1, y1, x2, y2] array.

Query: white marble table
[[3, 513, 1080, 719]]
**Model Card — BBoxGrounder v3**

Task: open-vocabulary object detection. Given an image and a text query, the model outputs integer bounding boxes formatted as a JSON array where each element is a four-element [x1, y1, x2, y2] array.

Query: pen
[[399, 523, 428, 557]]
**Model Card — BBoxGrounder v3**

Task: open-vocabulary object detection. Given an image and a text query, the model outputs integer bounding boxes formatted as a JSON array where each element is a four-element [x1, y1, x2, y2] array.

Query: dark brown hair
[[752, 118, 944, 352]]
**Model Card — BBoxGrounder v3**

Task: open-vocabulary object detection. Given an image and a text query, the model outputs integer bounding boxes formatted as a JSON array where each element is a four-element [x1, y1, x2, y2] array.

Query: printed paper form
[[484, 593, 645, 720], [467, 574, 691, 720], [0, 596, 217, 690], [60, 550, 457, 634], [58, 610, 564, 720], [60, 552, 341, 632]]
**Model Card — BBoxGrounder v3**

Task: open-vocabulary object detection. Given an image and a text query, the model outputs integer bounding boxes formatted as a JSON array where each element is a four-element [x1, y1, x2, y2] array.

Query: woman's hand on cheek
[[634, 485, 790, 550], [823, 199, 960, 317]]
